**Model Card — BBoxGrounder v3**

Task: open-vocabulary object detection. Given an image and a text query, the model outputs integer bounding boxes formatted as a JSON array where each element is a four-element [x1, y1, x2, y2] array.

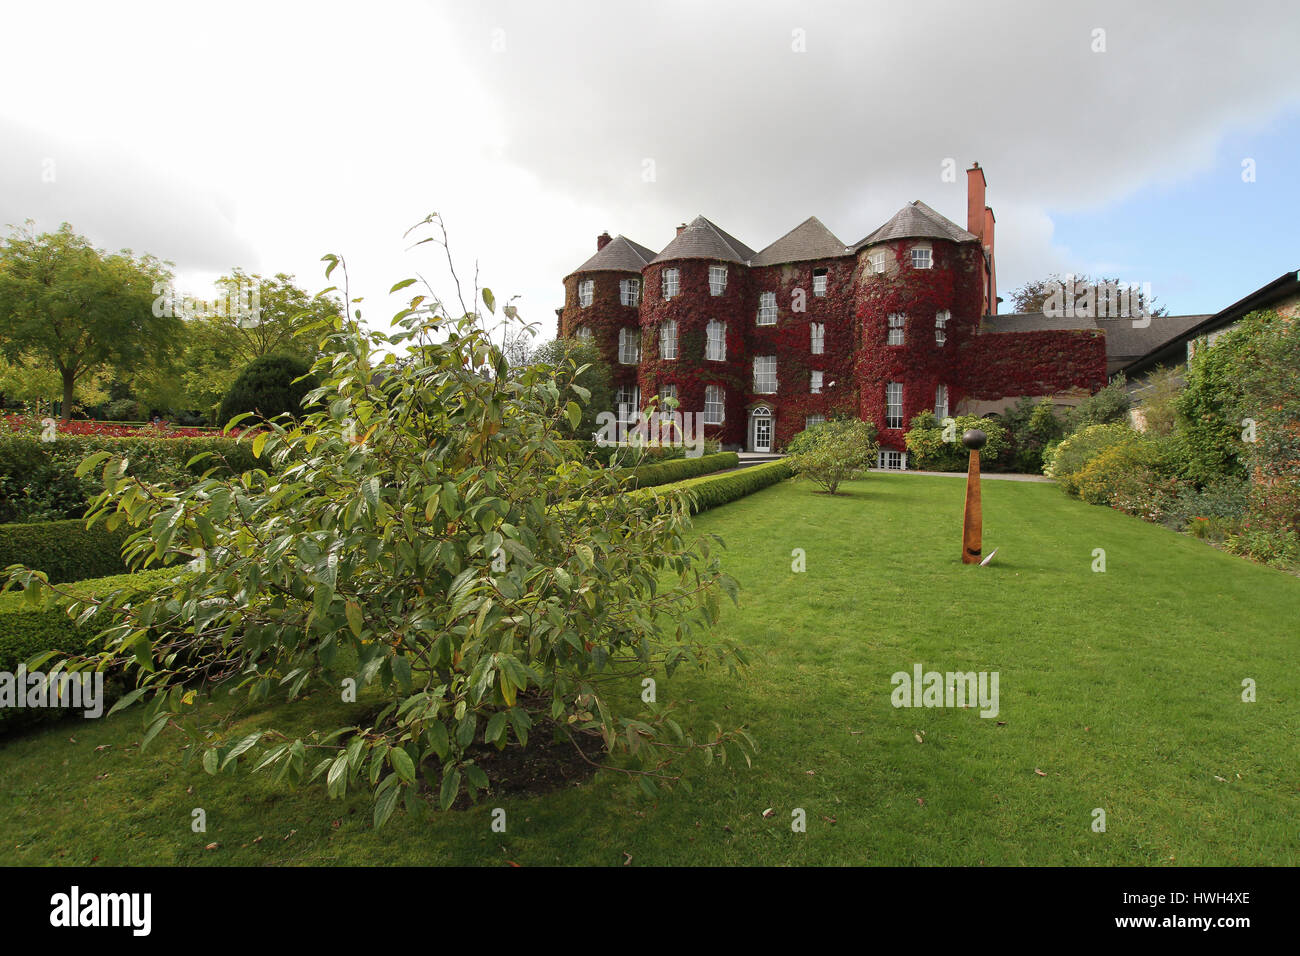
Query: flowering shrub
[[2, 415, 231, 439]]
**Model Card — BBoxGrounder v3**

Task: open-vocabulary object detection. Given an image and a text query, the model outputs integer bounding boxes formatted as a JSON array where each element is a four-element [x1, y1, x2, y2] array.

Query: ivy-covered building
[[558, 163, 1111, 464]]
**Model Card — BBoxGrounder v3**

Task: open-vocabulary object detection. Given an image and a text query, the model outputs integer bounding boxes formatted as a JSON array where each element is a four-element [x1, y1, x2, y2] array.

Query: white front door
[[752, 407, 772, 452]]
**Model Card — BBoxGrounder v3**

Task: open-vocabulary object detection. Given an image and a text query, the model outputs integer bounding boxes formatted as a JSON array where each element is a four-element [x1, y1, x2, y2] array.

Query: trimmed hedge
[[637, 459, 794, 515], [626, 452, 739, 489], [0, 519, 137, 584], [0, 433, 264, 523], [557, 440, 721, 468], [0, 567, 179, 733]]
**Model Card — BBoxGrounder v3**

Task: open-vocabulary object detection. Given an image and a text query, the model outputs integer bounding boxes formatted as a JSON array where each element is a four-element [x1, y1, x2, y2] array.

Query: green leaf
[[140, 713, 170, 753], [220, 731, 264, 770], [485, 711, 508, 746], [345, 601, 364, 638], [389, 747, 416, 784], [481, 288, 495, 314], [106, 685, 150, 718], [439, 768, 461, 810], [252, 431, 269, 459], [427, 721, 450, 761], [326, 752, 349, 797], [75, 451, 113, 478], [374, 781, 401, 828], [390, 278, 417, 293], [202, 748, 220, 775]]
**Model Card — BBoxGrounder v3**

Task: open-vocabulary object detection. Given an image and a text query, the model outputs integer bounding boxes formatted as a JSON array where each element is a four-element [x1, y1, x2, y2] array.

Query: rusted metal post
[[961, 429, 986, 564]]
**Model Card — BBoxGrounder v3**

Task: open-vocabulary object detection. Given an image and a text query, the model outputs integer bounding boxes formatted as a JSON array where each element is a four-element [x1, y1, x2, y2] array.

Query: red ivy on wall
[[855, 240, 985, 450], [561, 238, 1108, 452]]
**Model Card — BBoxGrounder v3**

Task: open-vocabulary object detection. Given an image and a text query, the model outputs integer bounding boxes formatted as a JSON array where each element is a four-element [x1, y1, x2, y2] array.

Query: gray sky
[[3, 0, 1298, 340]]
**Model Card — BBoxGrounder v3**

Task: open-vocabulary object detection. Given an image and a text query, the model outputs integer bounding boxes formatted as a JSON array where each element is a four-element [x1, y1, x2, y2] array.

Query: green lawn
[[2, 473, 1297, 866]]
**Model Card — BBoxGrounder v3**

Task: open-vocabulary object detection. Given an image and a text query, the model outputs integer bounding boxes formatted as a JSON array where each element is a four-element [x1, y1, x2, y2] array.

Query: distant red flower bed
[[1, 415, 242, 438]]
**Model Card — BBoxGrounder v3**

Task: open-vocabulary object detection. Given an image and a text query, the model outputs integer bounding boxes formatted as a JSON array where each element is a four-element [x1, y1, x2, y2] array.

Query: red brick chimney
[[966, 163, 986, 241], [597, 232, 612, 251], [676, 223, 687, 236], [967, 163, 997, 315]]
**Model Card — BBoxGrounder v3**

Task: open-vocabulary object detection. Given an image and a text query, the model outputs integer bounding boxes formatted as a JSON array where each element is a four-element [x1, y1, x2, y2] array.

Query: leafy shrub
[[0, 434, 263, 522], [23, 276, 751, 822], [0, 567, 178, 733], [789, 418, 877, 494], [1066, 375, 1131, 432], [0, 519, 138, 583], [218, 354, 319, 426], [1044, 422, 1142, 494], [1165, 475, 1249, 529], [1072, 441, 1179, 522], [625, 452, 738, 489], [1131, 365, 1184, 437], [998, 398, 1065, 474], [1172, 329, 1250, 485], [103, 398, 145, 422], [904, 412, 1007, 472]]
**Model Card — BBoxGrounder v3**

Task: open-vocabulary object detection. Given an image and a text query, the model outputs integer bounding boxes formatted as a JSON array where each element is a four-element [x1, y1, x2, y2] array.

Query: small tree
[[218, 354, 319, 426], [0, 222, 179, 418], [1009, 273, 1168, 317], [12, 229, 751, 823], [788, 418, 878, 494], [528, 337, 613, 439]]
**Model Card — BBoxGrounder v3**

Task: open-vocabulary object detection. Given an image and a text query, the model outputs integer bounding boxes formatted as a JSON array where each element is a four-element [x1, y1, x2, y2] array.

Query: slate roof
[[984, 312, 1212, 375], [750, 216, 851, 267], [852, 200, 978, 249], [651, 216, 757, 265], [566, 235, 658, 277]]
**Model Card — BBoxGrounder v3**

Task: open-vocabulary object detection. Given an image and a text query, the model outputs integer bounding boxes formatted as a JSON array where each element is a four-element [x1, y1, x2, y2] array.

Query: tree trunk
[[61, 368, 76, 421]]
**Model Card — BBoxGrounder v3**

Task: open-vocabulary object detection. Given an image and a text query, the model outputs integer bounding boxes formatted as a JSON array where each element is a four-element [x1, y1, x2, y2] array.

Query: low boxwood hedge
[[0, 519, 139, 583], [558, 440, 721, 468], [0, 567, 180, 733], [625, 452, 739, 489], [637, 458, 794, 514]]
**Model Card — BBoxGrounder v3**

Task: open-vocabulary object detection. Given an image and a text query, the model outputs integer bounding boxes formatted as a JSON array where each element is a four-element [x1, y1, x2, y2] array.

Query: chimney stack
[[966, 163, 986, 241], [967, 162, 997, 315], [676, 223, 687, 236], [596, 231, 612, 251]]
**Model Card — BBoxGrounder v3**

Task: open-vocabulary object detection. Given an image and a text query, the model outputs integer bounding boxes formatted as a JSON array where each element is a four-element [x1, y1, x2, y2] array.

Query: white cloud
[[2, 0, 1297, 334]]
